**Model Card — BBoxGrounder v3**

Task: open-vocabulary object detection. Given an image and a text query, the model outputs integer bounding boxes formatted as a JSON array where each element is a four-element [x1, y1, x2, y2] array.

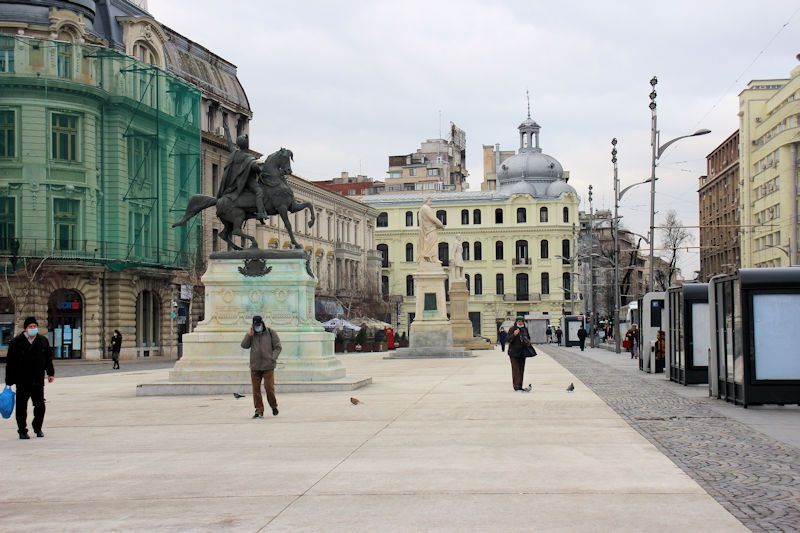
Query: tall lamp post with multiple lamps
[[612, 139, 653, 354], [647, 76, 711, 292]]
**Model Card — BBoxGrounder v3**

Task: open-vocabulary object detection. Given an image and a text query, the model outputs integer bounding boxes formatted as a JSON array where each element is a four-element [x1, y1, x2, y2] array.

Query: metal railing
[[512, 257, 532, 265], [335, 241, 362, 255]]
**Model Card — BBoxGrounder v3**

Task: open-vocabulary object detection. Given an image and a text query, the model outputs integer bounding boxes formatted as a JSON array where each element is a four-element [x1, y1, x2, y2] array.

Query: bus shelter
[[638, 292, 665, 373], [709, 268, 800, 407], [560, 315, 585, 348], [667, 284, 710, 385]]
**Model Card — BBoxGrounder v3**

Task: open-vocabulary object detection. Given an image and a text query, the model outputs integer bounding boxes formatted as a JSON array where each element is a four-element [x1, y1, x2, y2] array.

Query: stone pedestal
[[136, 250, 370, 395], [387, 262, 472, 359], [449, 280, 492, 350]]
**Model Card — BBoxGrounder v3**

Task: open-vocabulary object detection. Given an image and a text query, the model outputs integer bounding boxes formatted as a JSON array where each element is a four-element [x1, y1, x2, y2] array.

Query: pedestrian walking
[[545, 325, 553, 343], [241, 315, 281, 419], [110, 329, 122, 369], [507, 316, 535, 392], [577, 325, 587, 351], [555, 326, 563, 346], [625, 324, 640, 359], [498, 327, 508, 352], [4, 317, 55, 439]]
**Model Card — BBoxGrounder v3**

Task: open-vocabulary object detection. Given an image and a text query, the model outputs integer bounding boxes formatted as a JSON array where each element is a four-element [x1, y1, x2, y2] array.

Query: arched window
[[377, 243, 389, 267], [462, 241, 470, 261], [133, 41, 159, 66], [47, 289, 83, 358], [496, 273, 505, 295], [515, 240, 528, 260], [563, 272, 571, 299], [405, 243, 413, 262], [461, 209, 469, 225], [563, 207, 569, 223], [465, 273, 471, 293], [405, 211, 413, 227], [539, 207, 549, 223], [474, 274, 483, 295], [474, 241, 482, 260], [381, 275, 389, 296], [377, 212, 388, 227], [473, 209, 482, 225], [541, 272, 550, 294], [516, 273, 529, 300], [406, 275, 414, 296], [540, 240, 549, 259], [562, 239, 570, 264], [495, 208, 503, 224], [438, 242, 449, 265], [516, 207, 527, 223], [495, 240, 504, 260], [436, 210, 447, 225]]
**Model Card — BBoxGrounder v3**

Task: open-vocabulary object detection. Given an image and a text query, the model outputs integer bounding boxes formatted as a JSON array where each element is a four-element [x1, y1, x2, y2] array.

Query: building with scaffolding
[[0, 0, 250, 360]]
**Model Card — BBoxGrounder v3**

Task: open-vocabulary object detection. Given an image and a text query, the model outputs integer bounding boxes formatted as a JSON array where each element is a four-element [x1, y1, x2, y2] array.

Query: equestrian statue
[[173, 121, 315, 250]]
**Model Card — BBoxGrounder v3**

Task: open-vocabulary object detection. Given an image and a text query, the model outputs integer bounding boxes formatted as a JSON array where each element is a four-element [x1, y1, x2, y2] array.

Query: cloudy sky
[[150, 0, 799, 276]]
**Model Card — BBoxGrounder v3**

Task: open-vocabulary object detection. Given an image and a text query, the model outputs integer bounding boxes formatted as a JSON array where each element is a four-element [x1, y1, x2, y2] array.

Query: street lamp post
[[588, 185, 596, 347], [647, 76, 711, 292]]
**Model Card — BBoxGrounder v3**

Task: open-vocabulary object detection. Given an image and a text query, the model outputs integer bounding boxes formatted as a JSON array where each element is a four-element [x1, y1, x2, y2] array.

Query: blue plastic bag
[[0, 385, 15, 419]]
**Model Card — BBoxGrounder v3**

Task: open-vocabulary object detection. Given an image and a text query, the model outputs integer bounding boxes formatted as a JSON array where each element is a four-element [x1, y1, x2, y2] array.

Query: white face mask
[[516, 322, 524, 328], [254, 324, 264, 333], [27, 327, 38, 337]]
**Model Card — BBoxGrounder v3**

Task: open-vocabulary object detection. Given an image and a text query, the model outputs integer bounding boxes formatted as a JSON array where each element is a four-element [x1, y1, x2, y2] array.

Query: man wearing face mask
[[241, 315, 282, 418], [507, 316, 533, 392], [5, 317, 55, 439]]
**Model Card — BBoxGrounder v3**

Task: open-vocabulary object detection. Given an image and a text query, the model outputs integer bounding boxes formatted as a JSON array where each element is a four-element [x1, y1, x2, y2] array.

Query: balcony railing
[[366, 250, 382, 261], [335, 241, 362, 256], [512, 257, 532, 265], [0, 238, 196, 269]]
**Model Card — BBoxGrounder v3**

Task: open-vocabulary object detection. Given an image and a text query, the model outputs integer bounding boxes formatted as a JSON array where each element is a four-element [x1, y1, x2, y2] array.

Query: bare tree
[[3, 256, 50, 325], [659, 210, 693, 289]]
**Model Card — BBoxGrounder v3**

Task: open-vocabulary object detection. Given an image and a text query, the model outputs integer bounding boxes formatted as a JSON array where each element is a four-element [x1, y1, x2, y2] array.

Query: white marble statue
[[418, 198, 444, 263], [451, 234, 465, 280]]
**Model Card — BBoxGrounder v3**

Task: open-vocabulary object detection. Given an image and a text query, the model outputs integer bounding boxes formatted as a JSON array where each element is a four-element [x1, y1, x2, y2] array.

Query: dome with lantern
[[497, 111, 576, 198]]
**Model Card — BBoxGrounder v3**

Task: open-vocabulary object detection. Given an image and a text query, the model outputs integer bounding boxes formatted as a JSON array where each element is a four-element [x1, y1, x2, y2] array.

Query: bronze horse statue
[[173, 148, 315, 250]]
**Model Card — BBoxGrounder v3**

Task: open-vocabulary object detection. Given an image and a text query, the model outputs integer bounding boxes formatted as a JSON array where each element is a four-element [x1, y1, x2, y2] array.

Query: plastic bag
[[0, 385, 15, 419]]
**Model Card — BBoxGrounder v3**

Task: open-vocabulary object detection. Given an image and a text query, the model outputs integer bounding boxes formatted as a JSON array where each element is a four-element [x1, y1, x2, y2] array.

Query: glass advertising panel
[[752, 293, 800, 380], [691, 303, 710, 367]]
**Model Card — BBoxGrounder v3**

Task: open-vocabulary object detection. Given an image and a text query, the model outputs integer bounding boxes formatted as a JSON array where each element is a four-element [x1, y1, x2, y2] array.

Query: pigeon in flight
[[566, 383, 575, 392], [233, 393, 245, 399]]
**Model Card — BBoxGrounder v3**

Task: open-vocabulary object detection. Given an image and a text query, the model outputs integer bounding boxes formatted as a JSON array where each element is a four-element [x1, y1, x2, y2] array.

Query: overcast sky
[[150, 0, 799, 276]]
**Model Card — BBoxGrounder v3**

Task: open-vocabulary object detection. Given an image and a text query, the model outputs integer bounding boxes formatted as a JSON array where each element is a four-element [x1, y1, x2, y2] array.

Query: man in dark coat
[[110, 329, 123, 369], [555, 326, 563, 346], [507, 317, 532, 392], [498, 328, 508, 352], [241, 315, 282, 418], [216, 121, 267, 220], [577, 326, 588, 351], [5, 316, 55, 439]]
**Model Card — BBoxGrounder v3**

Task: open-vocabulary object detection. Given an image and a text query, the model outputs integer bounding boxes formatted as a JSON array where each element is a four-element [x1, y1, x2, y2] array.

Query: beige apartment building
[[698, 130, 740, 280], [738, 60, 800, 268], [385, 124, 468, 193]]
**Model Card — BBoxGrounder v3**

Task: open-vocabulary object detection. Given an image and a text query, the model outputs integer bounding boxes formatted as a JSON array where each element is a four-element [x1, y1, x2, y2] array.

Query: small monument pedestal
[[137, 250, 371, 395], [387, 262, 472, 359], [449, 279, 492, 350]]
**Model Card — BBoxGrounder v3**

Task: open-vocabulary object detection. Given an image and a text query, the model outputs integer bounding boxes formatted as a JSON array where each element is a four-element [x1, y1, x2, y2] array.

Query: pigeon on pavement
[[566, 383, 575, 392], [350, 397, 362, 405], [233, 393, 245, 399]]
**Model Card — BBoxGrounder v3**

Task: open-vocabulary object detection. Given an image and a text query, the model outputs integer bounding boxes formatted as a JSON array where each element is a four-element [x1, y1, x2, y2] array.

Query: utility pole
[[648, 76, 658, 295], [612, 138, 622, 354], [588, 185, 595, 348]]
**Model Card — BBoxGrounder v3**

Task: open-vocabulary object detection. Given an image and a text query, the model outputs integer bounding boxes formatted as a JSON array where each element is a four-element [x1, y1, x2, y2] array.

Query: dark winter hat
[[252, 315, 264, 325], [23, 316, 38, 329], [515, 316, 525, 321]]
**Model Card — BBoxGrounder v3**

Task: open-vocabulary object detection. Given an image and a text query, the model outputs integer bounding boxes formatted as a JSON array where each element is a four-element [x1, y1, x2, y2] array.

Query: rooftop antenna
[[526, 89, 531, 119], [438, 109, 442, 139]]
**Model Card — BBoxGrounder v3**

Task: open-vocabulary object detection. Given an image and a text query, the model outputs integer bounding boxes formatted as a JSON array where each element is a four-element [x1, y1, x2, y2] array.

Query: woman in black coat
[[507, 316, 533, 392]]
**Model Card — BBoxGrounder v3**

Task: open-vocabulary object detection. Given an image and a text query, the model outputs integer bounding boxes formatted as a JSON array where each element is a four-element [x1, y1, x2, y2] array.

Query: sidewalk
[[0, 347, 745, 532]]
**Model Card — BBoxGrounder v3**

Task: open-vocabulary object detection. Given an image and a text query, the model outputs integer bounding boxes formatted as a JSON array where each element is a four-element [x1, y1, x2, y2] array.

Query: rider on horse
[[216, 121, 268, 220]]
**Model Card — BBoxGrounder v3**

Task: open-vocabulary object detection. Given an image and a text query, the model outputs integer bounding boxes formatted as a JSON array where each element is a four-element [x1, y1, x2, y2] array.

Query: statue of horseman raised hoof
[[172, 123, 315, 251]]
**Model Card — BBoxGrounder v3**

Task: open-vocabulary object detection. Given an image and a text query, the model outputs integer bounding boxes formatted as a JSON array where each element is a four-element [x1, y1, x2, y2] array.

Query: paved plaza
[[1, 346, 784, 532]]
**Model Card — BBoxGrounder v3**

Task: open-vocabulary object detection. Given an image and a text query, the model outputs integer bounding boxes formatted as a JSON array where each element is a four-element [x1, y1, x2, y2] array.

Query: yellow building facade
[[738, 61, 800, 268], [363, 114, 580, 341]]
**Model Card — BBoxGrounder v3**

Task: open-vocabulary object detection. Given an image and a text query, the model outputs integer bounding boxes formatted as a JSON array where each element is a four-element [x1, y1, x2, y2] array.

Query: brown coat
[[241, 328, 282, 371]]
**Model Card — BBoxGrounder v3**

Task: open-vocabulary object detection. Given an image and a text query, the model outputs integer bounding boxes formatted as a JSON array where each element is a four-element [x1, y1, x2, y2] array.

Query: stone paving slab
[[542, 345, 800, 533], [0, 349, 745, 532]]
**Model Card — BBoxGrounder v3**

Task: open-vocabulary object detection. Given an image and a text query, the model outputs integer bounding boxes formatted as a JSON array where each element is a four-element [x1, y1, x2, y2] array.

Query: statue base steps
[[137, 251, 370, 395]]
